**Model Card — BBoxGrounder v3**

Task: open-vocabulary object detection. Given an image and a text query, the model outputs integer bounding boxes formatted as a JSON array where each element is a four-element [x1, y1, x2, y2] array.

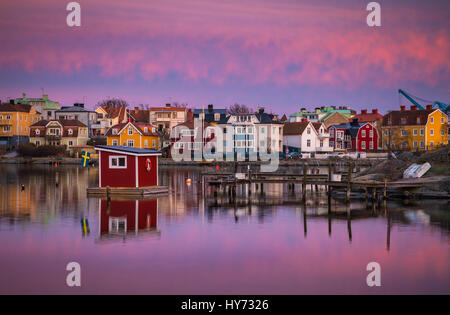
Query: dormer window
[[199, 113, 205, 120], [416, 117, 421, 124], [112, 129, 118, 135], [400, 117, 406, 124], [144, 127, 148, 133], [36, 129, 40, 135], [214, 113, 220, 121], [68, 129, 73, 135]]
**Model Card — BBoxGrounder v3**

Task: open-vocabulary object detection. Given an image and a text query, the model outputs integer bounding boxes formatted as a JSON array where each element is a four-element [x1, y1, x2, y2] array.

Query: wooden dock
[[87, 186, 169, 197]]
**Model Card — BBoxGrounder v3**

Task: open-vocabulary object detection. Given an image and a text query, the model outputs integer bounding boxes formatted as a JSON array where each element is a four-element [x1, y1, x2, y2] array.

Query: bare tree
[[96, 98, 129, 108], [227, 103, 253, 115]]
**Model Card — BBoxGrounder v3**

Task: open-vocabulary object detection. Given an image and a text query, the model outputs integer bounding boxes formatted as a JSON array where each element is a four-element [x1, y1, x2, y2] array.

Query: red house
[[169, 118, 215, 158], [329, 119, 378, 152], [95, 145, 161, 188], [99, 199, 159, 239]]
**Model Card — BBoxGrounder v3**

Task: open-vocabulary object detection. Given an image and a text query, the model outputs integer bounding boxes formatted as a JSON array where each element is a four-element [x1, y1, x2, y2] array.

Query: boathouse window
[[109, 217, 127, 234], [109, 156, 127, 169]]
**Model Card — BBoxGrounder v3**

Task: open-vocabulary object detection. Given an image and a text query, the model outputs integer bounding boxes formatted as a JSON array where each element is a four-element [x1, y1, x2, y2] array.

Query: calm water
[[0, 164, 449, 294]]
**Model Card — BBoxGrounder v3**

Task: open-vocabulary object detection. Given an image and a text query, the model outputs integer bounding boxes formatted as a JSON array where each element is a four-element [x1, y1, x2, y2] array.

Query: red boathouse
[[88, 145, 168, 196]]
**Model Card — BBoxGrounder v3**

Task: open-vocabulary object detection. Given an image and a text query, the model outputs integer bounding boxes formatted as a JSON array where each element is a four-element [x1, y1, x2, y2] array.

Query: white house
[[283, 121, 332, 155]]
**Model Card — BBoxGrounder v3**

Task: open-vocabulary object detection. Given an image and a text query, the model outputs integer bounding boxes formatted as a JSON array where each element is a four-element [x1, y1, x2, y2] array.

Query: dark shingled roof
[[95, 145, 161, 155], [381, 109, 434, 126], [0, 103, 33, 113], [30, 119, 87, 127], [283, 122, 310, 135]]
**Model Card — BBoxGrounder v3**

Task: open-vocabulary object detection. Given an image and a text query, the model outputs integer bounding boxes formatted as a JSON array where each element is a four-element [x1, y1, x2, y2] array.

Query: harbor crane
[[398, 89, 450, 113]]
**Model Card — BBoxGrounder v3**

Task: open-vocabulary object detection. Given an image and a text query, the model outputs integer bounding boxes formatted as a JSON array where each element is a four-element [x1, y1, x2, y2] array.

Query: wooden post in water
[[383, 178, 387, 200], [346, 162, 353, 203], [302, 164, 308, 203]]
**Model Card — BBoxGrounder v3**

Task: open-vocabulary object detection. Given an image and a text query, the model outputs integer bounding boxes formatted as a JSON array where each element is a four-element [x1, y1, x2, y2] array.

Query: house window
[[384, 129, 388, 136], [127, 140, 134, 147], [109, 156, 127, 169], [369, 130, 373, 138], [68, 141, 73, 146], [6, 115, 11, 120], [401, 129, 407, 136], [36, 140, 41, 146], [420, 128, 424, 136], [420, 141, 424, 148], [361, 141, 366, 150], [430, 141, 434, 148], [413, 141, 418, 148], [430, 129, 434, 136], [68, 129, 73, 135], [361, 130, 366, 137], [320, 140, 323, 147], [214, 113, 220, 121], [307, 128, 311, 134], [441, 117, 444, 124], [260, 127, 265, 134], [401, 117, 406, 124], [430, 117, 434, 124], [416, 117, 421, 124], [330, 141, 334, 148], [247, 127, 253, 134], [413, 129, 418, 136], [144, 127, 148, 133], [128, 127, 133, 135], [441, 129, 445, 136], [330, 129, 334, 137], [112, 129, 118, 135], [307, 139, 311, 147], [369, 141, 373, 149], [144, 140, 148, 148], [402, 142, 407, 149], [35, 129, 40, 135], [112, 140, 118, 146], [0, 115, 2, 120], [152, 140, 156, 147]]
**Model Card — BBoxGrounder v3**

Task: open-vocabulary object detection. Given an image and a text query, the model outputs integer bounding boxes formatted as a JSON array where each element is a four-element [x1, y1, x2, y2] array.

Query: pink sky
[[0, 0, 449, 113]]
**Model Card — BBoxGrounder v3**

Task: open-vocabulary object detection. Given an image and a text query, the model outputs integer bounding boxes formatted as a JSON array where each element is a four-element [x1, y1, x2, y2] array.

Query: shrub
[[17, 143, 67, 157]]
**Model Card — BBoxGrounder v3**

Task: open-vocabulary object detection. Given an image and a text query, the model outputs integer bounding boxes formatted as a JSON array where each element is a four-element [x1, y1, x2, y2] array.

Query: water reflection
[[98, 198, 160, 242], [0, 164, 449, 294]]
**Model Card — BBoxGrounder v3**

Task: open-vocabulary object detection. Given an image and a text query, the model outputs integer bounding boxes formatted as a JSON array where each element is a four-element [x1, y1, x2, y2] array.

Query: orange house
[[106, 121, 160, 149]]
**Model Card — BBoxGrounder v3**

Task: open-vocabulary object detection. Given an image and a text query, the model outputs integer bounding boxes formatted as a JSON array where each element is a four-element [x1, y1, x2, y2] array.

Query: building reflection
[[97, 198, 160, 241]]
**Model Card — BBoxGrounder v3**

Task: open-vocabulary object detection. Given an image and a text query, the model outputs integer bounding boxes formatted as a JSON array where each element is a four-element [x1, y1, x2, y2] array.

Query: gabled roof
[[255, 112, 283, 124], [352, 112, 383, 123], [381, 109, 435, 126], [30, 119, 87, 127], [283, 122, 311, 135], [105, 121, 159, 137]]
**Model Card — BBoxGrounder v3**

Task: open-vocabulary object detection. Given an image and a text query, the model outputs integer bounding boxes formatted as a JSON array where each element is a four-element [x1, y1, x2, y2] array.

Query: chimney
[[361, 109, 367, 115], [258, 108, 265, 115], [301, 108, 306, 112], [10, 99, 14, 104], [165, 103, 171, 108], [187, 109, 194, 121], [208, 104, 213, 113], [134, 107, 139, 114], [426, 105, 433, 110], [410, 105, 417, 111], [372, 109, 378, 114], [301, 118, 307, 122], [22, 93, 26, 101], [351, 118, 359, 126], [400, 105, 406, 111]]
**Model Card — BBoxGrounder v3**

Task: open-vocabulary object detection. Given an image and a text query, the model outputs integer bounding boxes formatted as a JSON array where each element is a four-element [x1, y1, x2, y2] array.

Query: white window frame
[[112, 139, 118, 146], [127, 140, 134, 147], [109, 155, 127, 169], [109, 217, 127, 234], [128, 127, 133, 135]]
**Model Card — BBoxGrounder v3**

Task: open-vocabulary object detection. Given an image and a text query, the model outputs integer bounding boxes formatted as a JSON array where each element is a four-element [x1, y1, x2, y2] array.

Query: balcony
[[45, 134, 62, 141], [0, 119, 12, 126]]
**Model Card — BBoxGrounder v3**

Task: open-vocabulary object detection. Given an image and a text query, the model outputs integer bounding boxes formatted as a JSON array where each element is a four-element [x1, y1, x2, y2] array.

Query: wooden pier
[[202, 162, 426, 204]]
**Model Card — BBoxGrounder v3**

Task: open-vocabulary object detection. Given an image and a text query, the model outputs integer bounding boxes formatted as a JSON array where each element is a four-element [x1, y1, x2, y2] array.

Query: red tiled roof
[[352, 113, 383, 123], [150, 106, 186, 112]]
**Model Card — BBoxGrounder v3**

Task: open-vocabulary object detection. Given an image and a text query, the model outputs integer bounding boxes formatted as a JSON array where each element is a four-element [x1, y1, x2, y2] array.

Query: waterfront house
[[321, 111, 350, 128], [55, 103, 100, 137], [95, 145, 161, 188], [328, 119, 379, 152], [95, 105, 127, 135], [149, 103, 187, 132], [381, 105, 448, 151], [15, 93, 60, 120], [218, 108, 284, 157], [29, 119, 89, 146], [106, 120, 160, 149], [170, 118, 215, 158], [0, 101, 41, 148], [98, 199, 158, 239], [283, 120, 332, 156]]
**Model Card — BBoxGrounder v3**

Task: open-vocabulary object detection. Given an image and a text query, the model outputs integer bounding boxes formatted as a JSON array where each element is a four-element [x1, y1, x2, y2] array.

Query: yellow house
[[381, 105, 448, 151], [106, 121, 159, 149], [0, 102, 41, 147], [29, 119, 89, 147]]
